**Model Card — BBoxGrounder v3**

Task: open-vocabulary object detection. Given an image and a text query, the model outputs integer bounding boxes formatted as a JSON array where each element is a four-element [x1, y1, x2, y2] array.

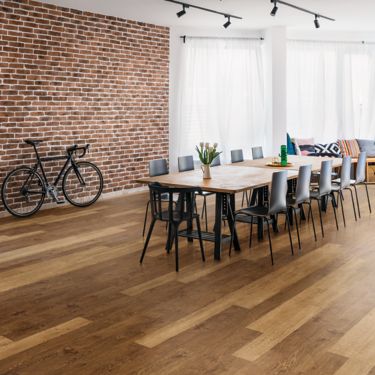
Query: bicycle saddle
[[25, 139, 43, 147]]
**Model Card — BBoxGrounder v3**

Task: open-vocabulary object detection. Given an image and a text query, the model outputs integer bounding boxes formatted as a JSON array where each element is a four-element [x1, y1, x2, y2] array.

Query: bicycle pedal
[[56, 199, 66, 204]]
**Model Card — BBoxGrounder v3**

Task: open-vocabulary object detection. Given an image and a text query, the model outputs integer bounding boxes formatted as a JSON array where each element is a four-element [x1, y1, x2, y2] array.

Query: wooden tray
[[266, 162, 294, 168]]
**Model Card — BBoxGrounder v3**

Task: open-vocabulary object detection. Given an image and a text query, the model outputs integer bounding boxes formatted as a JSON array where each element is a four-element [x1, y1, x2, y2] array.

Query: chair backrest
[[252, 146, 264, 160], [148, 183, 201, 223], [295, 165, 312, 204], [319, 160, 333, 195], [231, 149, 244, 163], [340, 156, 352, 189], [178, 155, 194, 172], [268, 171, 288, 215], [211, 155, 221, 167], [356, 151, 367, 183], [149, 159, 168, 177]]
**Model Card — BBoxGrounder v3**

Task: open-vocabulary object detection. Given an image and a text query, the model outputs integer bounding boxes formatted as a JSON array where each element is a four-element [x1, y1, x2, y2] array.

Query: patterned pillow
[[314, 143, 341, 157], [337, 139, 361, 158]]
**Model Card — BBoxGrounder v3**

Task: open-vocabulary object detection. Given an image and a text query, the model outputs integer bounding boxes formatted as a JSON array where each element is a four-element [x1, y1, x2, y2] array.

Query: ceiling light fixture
[[269, 0, 335, 27], [165, 0, 242, 27], [177, 4, 188, 17], [270, 0, 278, 16], [223, 15, 231, 28], [314, 14, 320, 29]]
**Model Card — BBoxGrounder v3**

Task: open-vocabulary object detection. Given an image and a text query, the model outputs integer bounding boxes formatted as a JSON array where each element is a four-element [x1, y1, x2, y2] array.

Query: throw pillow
[[337, 139, 361, 158], [287, 133, 296, 155], [299, 144, 315, 156], [356, 139, 375, 157], [314, 143, 341, 157]]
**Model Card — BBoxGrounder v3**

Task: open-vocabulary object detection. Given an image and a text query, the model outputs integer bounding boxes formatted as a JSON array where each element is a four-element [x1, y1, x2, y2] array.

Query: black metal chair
[[230, 171, 294, 265], [177, 155, 213, 232], [309, 160, 339, 237], [142, 159, 169, 236], [230, 149, 250, 207], [287, 165, 317, 250], [140, 183, 205, 272], [331, 156, 357, 226], [252, 146, 264, 160], [350, 152, 371, 218]]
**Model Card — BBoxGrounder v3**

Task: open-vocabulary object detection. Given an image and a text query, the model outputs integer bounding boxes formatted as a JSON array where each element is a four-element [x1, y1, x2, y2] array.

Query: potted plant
[[195, 142, 222, 179]]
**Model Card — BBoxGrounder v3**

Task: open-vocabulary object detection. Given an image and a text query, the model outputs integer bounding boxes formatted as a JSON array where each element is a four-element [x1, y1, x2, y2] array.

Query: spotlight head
[[223, 16, 231, 28], [270, 0, 278, 16], [177, 4, 187, 18], [314, 15, 320, 28]]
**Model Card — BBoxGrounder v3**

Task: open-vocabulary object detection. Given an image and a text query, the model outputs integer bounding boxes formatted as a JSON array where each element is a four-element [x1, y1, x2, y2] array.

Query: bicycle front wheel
[[1, 167, 46, 217], [62, 161, 103, 207]]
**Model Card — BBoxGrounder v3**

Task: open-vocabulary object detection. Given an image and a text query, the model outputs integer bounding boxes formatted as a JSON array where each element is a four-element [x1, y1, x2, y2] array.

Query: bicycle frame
[[28, 144, 86, 189]]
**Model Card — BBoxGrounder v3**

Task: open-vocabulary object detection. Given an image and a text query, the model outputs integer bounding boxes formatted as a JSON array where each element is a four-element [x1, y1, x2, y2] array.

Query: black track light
[[270, 1, 278, 16], [223, 15, 231, 28], [177, 4, 188, 17], [314, 14, 320, 28]]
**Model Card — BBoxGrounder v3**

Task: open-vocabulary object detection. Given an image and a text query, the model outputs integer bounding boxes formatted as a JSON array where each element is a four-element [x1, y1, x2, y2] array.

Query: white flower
[[199, 142, 204, 148], [213, 143, 218, 149], [205, 143, 210, 149]]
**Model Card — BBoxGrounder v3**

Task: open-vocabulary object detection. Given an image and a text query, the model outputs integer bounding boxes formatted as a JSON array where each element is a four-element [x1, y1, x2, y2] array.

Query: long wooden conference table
[[137, 155, 343, 260]]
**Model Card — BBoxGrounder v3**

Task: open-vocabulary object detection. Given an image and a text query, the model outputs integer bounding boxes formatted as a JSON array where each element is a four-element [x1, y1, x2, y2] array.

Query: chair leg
[[249, 216, 254, 248], [142, 201, 150, 237], [293, 208, 301, 250], [241, 191, 246, 207], [307, 202, 317, 241], [285, 213, 294, 256], [229, 216, 237, 256], [346, 188, 357, 221], [266, 219, 274, 265], [353, 185, 361, 218], [174, 224, 179, 272], [140, 218, 156, 263], [166, 222, 173, 253], [317, 199, 324, 238], [202, 196, 208, 232], [195, 216, 205, 262], [364, 183, 372, 213], [331, 194, 339, 231], [339, 191, 346, 227]]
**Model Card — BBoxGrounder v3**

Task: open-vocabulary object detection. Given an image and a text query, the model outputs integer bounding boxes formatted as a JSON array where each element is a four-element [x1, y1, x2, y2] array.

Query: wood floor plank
[[0, 337, 12, 348], [0, 318, 91, 361], [0, 225, 128, 265], [233, 257, 366, 362], [135, 244, 341, 348], [0, 231, 45, 242], [330, 307, 375, 375]]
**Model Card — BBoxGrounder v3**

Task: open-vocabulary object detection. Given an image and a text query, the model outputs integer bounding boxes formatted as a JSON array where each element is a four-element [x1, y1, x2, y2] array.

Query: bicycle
[[1, 139, 104, 217]]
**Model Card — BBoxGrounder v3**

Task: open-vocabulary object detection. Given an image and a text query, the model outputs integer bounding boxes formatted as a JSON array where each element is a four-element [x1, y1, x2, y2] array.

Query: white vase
[[201, 164, 211, 179]]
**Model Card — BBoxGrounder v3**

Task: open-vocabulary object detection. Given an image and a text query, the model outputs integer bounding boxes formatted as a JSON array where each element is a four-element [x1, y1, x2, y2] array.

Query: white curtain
[[171, 38, 267, 168], [287, 40, 375, 143]]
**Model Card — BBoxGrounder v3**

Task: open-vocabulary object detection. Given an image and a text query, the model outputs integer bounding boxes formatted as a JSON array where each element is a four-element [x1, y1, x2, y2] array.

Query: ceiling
[[39, 0, 375, 31]]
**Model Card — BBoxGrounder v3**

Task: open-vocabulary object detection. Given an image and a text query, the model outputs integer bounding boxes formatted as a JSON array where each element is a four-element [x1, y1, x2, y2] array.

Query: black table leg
[[214, 193, 223, 260], [228, 193, 240, 252], [257, 187, 264, 239], [186, 192, 193, 243]]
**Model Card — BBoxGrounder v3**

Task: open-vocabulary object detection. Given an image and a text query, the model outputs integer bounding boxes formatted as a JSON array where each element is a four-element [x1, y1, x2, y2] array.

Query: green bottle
[[280, 145, 288, 167]]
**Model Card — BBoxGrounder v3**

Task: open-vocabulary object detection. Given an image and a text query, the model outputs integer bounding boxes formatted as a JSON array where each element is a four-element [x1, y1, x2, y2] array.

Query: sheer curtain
[[171, 38, 267, 168], [287, 40, 375, 142]]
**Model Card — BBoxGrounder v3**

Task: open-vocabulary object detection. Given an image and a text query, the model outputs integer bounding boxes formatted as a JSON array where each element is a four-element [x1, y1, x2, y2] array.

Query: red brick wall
[[0, 0, 169, 206]]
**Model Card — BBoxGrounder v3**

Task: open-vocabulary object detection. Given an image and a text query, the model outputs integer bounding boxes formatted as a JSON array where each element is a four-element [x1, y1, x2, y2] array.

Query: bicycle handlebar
[[67, 144, 90, 158]]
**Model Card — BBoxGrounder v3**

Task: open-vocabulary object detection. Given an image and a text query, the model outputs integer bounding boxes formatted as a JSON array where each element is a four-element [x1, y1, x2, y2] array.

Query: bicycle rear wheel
[[1, 167, 46, 217], [62, 161, 103, 207]]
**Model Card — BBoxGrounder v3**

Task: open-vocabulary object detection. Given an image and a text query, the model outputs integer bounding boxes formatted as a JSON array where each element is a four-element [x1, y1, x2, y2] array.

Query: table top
[[231, 155, 343, 171], [136, 165, 299, 194]]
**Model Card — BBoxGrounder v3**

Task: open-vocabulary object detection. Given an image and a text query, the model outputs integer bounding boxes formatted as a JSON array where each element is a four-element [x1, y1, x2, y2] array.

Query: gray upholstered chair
[[230, 149, 249, 207], [252, 146, 264, 160], [287, 165, 317, 250], [351, 152, 371, 217], [309, 160, 339, 237], [332, 156, 357, 226], [230, 171, 294, 265]]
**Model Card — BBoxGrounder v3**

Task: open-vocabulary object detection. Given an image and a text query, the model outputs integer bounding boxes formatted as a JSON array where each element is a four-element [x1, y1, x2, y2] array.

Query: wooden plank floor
[[0, 186, 375, 374]]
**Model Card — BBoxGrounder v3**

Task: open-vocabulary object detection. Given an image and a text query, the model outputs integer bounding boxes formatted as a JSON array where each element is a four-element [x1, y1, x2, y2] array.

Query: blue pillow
[[287, 133, 296, 155]]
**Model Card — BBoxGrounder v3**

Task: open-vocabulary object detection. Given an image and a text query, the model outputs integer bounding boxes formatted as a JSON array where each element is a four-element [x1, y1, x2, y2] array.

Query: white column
[[264, 26, 288, 155]]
